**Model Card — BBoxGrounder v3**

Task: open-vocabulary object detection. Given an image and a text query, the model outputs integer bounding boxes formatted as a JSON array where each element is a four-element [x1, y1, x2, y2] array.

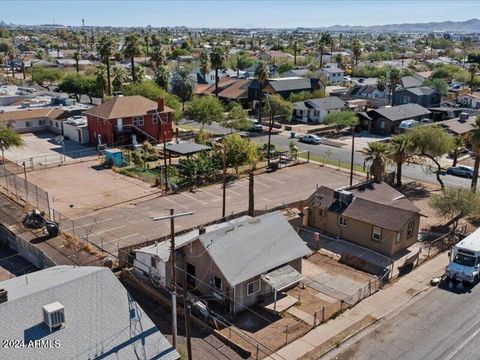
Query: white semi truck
[[445, 228, 480, 283]]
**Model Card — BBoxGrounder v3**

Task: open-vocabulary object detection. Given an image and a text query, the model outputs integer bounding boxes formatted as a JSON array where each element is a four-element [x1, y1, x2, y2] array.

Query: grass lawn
[[116, 165, 159, 184]]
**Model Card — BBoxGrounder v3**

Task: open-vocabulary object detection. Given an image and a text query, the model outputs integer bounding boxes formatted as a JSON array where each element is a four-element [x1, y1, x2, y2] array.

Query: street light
[[214, 142, 227, 219]]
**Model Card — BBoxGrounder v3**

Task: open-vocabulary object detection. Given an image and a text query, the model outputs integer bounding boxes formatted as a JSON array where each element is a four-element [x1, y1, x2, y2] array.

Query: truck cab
[[446, 229, 480, 283]]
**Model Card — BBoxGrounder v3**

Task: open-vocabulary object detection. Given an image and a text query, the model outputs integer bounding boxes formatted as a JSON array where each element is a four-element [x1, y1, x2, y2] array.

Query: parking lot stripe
[[181, 192, 206, 204], [202, 190, 222, 199], [102, 233, 141, 245], [77, 218, 113, 227], [92, 225, 125, 235], [162, 196, 189, 209], [255, 180, 272, 188], [262, 176, 285, 184], [226, 188, 242, 196]]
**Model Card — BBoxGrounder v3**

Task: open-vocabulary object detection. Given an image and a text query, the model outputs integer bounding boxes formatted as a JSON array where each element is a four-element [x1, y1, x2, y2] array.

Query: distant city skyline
[[0, 0, 478, 28]]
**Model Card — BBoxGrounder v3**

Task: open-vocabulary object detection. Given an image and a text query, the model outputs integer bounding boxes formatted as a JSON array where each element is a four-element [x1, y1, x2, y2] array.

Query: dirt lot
[[218, 306, 311, 359], [26, 162, 358, 255]]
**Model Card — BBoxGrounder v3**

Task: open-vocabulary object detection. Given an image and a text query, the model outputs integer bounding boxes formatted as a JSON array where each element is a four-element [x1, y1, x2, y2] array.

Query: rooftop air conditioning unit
[[43, 301, 65, 333], [459, 112, 469, 122]]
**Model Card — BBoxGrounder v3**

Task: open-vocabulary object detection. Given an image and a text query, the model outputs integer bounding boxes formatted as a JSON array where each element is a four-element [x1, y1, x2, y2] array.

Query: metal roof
[[0, 266, 179, 360], [198, 211, 311, 286], [165, 142, 211, 156], [261, 265, 304, 291]]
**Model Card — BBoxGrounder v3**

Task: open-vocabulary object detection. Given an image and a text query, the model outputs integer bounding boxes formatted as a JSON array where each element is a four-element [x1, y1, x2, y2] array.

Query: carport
[[164, 142, 211, 164], [262, 265, 304, 311]]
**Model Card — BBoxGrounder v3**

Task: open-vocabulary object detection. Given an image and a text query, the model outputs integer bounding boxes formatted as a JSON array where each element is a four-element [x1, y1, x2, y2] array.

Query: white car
[[299, 134, 322, 144]]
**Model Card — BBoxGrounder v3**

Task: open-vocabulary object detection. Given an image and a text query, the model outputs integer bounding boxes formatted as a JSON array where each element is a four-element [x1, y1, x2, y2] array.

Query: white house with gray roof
[[0, 266, 179, 360], [293, 96, 348, 123], [135, 212, 311, 314]]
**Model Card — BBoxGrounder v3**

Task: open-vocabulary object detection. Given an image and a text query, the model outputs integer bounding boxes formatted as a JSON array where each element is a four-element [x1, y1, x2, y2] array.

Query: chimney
[[199, 226, 206, 235], [157, 97, 164, 112], [0, 288, 7, 304]]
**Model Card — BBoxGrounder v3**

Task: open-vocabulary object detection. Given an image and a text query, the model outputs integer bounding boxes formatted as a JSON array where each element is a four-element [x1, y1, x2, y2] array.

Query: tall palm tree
[[210, 47, 226, 97], [95, 63, 108, 100], [389, 134, 411, 187], [20, 56, 26, 80], [335, 53, 343, 68], [111, 65, 125, 92], [144, 34, 150, 57], [254, 61, 270, 125], [352, 39, 362, 66], [364, 142, 390, 183], [389, 67, 401, 106], [97, 35, 116, 96], [149, 47, 165, 70], [73, 51, 81, 73], [123, 33, 143, 82], [171, 67, 196, 111], [154, 65, 170, 90], [199, 51, 209, 79], [7, 49, 15, 78], [469, 63, 478, 90], [451, 136, 465, 167], [468, 116, 480, 191]]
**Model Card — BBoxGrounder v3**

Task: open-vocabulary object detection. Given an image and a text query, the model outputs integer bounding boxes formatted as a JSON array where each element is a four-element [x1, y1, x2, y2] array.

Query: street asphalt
[[179, 120, 475, 189], [329, 280, 480, 360]]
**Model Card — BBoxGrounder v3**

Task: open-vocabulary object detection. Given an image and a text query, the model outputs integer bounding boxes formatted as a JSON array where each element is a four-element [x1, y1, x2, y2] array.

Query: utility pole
[[156, 109, 169, 192], [222, 145, 226, 219], [248, 171, 254, 216], [22, 161, 28, 200], [183, 275, 193, 360], [350, 126, 355, 186], [151, 210, 193, 349]]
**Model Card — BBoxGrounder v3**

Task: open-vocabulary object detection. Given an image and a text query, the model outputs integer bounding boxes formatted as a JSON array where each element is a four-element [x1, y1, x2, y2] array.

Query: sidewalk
[[266, 252, 449, 360]]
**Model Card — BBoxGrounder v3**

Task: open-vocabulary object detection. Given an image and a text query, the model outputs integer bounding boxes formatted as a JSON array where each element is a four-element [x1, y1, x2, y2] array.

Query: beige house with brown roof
[[0, 107, 66, 134], [306, 181, 421, 257]]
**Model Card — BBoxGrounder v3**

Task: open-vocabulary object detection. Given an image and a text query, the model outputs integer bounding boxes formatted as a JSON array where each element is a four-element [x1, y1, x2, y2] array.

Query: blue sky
[[1, 0, 477, 28]]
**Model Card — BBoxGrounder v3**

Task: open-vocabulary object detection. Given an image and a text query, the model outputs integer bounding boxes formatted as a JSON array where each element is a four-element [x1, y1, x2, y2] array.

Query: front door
[[116, 118, 123, 132]]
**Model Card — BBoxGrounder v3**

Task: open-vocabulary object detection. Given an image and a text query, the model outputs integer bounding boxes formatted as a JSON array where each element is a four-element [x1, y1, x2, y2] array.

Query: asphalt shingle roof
[[268, 78, 314, 92], [84, 95, 173, 119], [373, 103, 431, 122], [198, 211, 311, 286], [0, 266, 179, 360], [308, 182, 419, 232]]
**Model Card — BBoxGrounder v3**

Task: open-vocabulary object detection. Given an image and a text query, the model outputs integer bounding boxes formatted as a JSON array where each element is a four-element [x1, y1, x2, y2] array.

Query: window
[[247, 279, 261, 296], [39, 120, 46, 126], [213, 276, 222, 290], [407, 222, 414, 238], [395, 232, 402, 244], [372, 226, 382, 242], [318, 208, 325, 217], [55, 122, 59, 128], [338, 215, 347, 227], [133, 116, 144, 126], [152, 113, 159, 124], [150, 256, 158, 268], [380, 120, 385, 129], [25, 121, 32, 127], [49, 120, 53, 126]]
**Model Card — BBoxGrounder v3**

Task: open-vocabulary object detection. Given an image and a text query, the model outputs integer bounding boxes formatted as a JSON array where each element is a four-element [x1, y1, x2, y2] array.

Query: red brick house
[[84, 95, 174, 146]]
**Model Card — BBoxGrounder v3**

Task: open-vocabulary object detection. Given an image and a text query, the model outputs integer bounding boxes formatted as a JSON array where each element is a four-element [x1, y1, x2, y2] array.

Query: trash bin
[[290, 132, 296, 139]]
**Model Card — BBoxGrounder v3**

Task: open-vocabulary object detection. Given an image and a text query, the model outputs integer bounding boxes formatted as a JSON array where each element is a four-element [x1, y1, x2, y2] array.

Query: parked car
[[446, 165, 475, 178], [299, 134, 322, 144], [399, 119, 420, 131], [250, 121, 263, 132]]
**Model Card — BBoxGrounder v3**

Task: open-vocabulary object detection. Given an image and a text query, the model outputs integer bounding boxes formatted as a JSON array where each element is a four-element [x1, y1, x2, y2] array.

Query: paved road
[[251, 132, 475, 189], [179, 120, 474, 189], [327, 281, 480, 360]]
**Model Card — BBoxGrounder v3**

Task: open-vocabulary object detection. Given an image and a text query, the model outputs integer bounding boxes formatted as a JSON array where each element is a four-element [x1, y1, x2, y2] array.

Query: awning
[[261, 265, 304, 292], [165, 142, 211, 156]]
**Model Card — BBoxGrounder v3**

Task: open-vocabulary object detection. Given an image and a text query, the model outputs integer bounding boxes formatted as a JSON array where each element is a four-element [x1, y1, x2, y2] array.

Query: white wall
[[133, 251, 167, 287], [63, 124, 89, 144]]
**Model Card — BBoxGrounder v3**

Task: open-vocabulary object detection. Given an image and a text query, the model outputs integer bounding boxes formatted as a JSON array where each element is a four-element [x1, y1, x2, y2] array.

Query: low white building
[[63, 115, 89, 144], [319, 65, 344, 85], [292, 97, 348, 123]]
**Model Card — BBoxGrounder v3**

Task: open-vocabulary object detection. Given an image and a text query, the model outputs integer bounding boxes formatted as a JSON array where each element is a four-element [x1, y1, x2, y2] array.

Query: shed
[[104, 149, 123, 167]]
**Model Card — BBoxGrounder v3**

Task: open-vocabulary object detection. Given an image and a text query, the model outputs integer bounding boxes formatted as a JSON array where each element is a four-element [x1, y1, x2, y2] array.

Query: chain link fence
[[14, 148, 100, 172]]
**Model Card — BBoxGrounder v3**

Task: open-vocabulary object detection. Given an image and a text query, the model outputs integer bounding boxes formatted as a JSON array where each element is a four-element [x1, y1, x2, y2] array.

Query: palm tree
[[73, 51, 81, 73], [95, 64, 108, 100], [7, 49, 15, 78], [20, 56, 26, 80], [352, 39, 362, 66], [389, 67, 401, 106], [335, 53, 343, 68], [451, 136, 465, 167], [35, 49, 46, 60], [111, 65, 125, 92], [318, 39, 325, 67], [123, 33, 143, 82], [199, 51, 209, 79], [210, 47, 226, 97], [97, 35, 116, 96], [389, 134, 411, 187], [254, 61, 270, 125], [170, 67, 196, 111], [364, 142, 390, 183], [154, 65, 170, 90], [468, 116, 480, 191], [144, 34, 150, 57], [469, 64, 478, 89], [134, 65, 145, 83], [149, 47, 165, 70]]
